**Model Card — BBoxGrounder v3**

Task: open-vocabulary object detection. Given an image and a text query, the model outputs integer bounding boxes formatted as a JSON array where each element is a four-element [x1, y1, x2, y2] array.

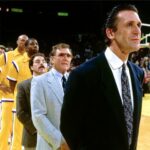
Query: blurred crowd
[[1, 33, 150, 95], [129, 48, 150, 94]]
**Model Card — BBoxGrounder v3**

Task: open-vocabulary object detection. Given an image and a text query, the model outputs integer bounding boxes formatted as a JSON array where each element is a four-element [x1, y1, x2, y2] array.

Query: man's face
[[27, 39, 39, 55], [52, 48, 72, 74], [17, 35, 28, 49], [109, 10, 141, 54], [31, 56, 47, 75]]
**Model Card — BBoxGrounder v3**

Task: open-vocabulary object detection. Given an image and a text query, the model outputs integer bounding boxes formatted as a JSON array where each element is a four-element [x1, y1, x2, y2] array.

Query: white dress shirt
[[51, 68, 68, 89], [105, 47, 134, 109]]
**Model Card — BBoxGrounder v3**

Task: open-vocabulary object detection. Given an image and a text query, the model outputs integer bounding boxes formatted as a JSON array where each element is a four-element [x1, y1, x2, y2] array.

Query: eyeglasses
[[57, 53, 72, 58]]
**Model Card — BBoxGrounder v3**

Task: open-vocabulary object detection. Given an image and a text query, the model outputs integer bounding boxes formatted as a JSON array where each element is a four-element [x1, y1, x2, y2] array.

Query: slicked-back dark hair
[[103, 4, 138, 46]]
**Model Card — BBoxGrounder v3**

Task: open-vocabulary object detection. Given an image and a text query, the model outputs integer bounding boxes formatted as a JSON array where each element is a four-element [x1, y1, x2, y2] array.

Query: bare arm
[[9, 80, 17, 93], [0, 83, 12, 93]]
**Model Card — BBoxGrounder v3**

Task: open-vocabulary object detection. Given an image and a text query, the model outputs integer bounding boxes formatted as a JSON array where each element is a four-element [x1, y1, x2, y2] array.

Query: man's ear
[[106, 28, 115, 40], [50, 56, 54, 65], [30, 66, 33, 71]]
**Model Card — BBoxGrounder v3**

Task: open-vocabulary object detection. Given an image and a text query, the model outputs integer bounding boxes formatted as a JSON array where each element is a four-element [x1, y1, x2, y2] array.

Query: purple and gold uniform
[[0, 49, 25, 150], [7, 53, 32, 150]]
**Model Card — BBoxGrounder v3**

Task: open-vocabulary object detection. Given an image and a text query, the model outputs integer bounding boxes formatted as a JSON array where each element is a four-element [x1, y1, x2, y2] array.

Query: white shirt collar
[[51, 68, 68, 79], [105, 47, 127, 70]]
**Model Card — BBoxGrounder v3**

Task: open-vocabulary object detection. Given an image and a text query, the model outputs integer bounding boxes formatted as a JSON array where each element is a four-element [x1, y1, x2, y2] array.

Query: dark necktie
[[62, 76, 67, 92], [121, 63, 133, 147]]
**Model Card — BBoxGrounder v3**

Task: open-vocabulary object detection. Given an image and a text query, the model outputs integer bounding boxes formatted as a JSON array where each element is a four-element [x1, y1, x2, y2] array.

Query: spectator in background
[[16, 53, 47, 150], [0, 45, 6, 55], [6, 46, 14, 52], [140, 57, 150, 93]]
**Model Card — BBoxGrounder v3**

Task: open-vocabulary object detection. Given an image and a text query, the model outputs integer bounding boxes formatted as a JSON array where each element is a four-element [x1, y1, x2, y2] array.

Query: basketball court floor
[[137, 94, 150, 150]]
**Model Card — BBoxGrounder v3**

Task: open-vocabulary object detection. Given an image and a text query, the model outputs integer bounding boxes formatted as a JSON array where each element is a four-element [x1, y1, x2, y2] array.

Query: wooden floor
[[1, 95, 150, 150], [137, 94, 150, 150]]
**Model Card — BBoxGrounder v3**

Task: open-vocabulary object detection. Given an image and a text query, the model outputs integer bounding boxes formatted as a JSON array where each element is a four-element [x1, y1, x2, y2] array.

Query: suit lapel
[[27, 78, 32, 91], [127, 62, 142, 145], [24, 78, 32, 97], [128, 62, 141, 112], [47, 71, 64, 104]]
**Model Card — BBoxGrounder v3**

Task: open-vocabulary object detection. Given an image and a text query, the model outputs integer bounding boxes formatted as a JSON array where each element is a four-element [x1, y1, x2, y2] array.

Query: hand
[[61, 142, 70, 150]]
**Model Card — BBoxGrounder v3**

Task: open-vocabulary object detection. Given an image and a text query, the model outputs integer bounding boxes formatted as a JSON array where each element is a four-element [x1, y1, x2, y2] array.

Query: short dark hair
[[103, 4, 138, 46], [29, 53, 46, 74], [25, 38, 38, 47]]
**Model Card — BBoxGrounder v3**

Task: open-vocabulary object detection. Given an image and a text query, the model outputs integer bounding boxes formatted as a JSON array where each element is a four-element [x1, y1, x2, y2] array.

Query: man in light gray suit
[[31, 43, 72, 150]]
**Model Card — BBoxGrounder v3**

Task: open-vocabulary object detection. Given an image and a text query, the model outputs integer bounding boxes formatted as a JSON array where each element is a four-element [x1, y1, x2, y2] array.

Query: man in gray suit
[[31, 43, 72, 150], [16, 53, 47, 150]]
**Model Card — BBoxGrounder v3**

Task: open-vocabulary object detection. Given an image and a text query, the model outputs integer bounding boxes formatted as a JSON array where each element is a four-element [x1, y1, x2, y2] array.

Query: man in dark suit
[[16, 53, 47, 150], [60, 4, 144, 150]]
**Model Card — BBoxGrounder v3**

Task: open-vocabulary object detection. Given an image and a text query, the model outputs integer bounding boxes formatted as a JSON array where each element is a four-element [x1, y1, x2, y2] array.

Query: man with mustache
[[16, 53, 47, 150]]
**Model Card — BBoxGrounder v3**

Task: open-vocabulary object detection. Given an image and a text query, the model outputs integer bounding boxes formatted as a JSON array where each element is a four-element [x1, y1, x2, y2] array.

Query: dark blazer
[[16, 78, 37, 147], [60, 52, 144, 150]]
